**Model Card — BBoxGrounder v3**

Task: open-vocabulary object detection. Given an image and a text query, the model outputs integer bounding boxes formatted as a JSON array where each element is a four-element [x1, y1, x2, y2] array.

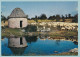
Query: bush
[[24, 25, 37, 32]]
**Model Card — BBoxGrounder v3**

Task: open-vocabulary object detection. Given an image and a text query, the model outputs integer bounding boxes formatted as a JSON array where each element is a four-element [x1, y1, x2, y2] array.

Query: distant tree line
[[29, 14, 78, 23], [1, 13, 78, 23]]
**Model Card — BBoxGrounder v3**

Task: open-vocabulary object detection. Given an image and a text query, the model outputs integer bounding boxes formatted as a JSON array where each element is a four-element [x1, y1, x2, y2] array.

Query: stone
[[54, 51, 58, 53], [69, 48, 78, 52]]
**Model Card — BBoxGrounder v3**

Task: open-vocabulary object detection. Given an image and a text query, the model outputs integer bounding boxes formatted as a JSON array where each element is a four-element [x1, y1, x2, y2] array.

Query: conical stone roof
[[9, 8, 27, 18]]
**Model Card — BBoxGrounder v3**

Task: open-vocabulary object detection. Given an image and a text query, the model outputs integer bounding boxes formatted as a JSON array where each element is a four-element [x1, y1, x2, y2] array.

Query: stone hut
[[8, 8, 28, 28], [8, 37, 27, 47]]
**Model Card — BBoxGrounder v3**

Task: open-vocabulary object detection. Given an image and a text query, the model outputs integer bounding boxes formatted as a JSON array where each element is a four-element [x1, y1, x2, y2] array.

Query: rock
[[21, 29, 25, 32], [69, 48, 78, 52], [10, 34, 15, 37], [54, 51, 58, 53]]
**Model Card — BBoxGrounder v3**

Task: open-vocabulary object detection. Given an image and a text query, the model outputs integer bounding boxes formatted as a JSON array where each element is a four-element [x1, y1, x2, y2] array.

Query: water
[[1, 36, 78, 56]]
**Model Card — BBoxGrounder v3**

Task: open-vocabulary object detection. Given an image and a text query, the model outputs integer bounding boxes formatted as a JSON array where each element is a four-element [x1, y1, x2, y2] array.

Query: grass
[[27, 19, 63, 23], [1, 27, 78, 39], [48, 30, 77, 37], [1, 26, 78, 56], [1, 27, 39, 37], [1, 20, 78, 40], [2, 28, 23, 37]]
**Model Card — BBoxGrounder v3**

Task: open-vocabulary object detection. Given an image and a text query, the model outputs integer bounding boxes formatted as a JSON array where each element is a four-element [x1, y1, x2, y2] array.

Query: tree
[[53, 15, 56, 19], [1, 12, 7, 21], [62, 15, 65, 22], [48, 16, 53, 20], [72, 14, 78, 23], [55, 14, 60, 22], [68, 14, 71, 18], [65, 14, 67, 19], [31, 17, 35, 20], [35, 15, 38, 23], [39, 14, 47, 19], [38, 16, 40, 19], [48, 15, 56, 20], [1, 15, 6, 21]]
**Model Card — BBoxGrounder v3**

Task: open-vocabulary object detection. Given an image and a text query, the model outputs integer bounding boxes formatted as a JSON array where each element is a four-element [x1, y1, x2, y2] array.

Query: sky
[[1, 1, 78, 18]]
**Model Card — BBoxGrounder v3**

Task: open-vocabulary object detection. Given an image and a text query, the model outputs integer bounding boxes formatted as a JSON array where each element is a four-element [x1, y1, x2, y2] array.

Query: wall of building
[[8, 18, 28, 28]]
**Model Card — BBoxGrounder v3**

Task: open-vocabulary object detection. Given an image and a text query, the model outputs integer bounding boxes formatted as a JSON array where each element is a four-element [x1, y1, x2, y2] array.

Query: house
[[8, 8, 28, 28]]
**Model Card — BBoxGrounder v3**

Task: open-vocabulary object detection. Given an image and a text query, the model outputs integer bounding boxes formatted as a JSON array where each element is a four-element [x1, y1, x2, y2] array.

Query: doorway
[[20, 37, 23, 45], [20, 21, 22, 28]]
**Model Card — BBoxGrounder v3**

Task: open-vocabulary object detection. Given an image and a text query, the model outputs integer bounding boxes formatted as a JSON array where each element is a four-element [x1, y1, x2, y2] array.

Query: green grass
[[1, 27, 38, 37], [2, 28, 23, 37], [1, 26, 78, 40]]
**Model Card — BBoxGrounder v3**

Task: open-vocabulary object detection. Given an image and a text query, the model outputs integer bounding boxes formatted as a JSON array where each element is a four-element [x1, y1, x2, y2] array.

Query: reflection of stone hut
[[8, 37, 27, 47], [10, 47, 26, 55], [8, 8, 28, 28]]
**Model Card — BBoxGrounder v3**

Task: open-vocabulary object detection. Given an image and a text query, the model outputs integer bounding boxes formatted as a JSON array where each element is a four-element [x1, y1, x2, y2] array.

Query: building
[[8, 8, 28, 28]]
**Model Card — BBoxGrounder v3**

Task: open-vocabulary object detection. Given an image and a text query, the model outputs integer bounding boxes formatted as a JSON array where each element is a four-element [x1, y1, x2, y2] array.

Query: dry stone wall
[[8, 18, 28, 28]]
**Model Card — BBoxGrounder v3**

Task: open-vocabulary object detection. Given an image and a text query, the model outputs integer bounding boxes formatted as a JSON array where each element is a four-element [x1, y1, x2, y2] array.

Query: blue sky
[[1, 1, 78, 18]]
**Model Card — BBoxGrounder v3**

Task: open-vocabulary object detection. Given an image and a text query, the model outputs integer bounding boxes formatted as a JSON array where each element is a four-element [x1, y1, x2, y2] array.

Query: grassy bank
[[2, 27, 39, 38], [1, 27, 78, 56], [2, 28, 23, 37], [2, 27, 78, 40]]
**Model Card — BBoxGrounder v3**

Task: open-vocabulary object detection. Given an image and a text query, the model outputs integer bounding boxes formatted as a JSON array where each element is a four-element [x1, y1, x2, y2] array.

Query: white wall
[[8, 18, 28, 28]]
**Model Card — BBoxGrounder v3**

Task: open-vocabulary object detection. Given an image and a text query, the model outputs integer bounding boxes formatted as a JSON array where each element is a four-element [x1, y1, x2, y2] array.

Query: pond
[[1, 36, 78, 56]]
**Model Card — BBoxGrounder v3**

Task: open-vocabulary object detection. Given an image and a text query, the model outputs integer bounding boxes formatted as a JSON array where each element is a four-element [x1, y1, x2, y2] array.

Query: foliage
[[48, 15, 56, 20], [1, 13, 78, 23], [24, 25, 37, 32], [38, 14, 47, 19], [62, 15, 65, 22], [72, 14, 78, 23], [1, 15, 7, 21], [2, 27, 22, 37], [56, 14, 61, 22]]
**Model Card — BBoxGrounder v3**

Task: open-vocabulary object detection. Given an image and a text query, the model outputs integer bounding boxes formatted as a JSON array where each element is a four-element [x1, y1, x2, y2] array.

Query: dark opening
[[20, 37, 23, 45], [20, 21, 22, 27]]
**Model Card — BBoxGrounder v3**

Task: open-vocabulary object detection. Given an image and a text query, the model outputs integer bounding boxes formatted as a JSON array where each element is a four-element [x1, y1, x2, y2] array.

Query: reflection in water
[[2, 36, 78, 56], [56, 40, 60, 45], [8, 37, 27, 55], [10, 47, 26, 55], [25, 36, 37, 44], [73, 41, 78, 45], [8, 37, 27, 47]]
